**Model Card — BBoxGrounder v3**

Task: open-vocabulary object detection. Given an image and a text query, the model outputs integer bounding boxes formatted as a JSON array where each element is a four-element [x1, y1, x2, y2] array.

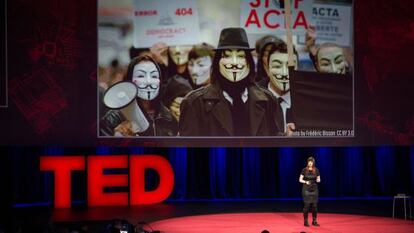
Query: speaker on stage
[[103, 81, 150, 134]]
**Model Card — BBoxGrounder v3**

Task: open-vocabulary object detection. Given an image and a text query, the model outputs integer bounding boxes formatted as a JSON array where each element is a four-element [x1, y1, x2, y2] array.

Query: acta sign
[[243, 0, 310, 30]]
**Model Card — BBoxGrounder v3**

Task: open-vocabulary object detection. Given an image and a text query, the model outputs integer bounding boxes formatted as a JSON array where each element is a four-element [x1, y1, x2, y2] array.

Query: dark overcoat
[[179, 82, 283, 136]]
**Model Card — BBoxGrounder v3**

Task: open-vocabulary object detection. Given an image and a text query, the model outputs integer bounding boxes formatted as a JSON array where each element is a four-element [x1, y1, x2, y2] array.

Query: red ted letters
[[40, 155, 174, 208]]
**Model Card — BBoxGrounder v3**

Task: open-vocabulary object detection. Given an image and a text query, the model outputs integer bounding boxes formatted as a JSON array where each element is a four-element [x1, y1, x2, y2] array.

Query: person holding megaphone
[[100, 55, 178, 136]]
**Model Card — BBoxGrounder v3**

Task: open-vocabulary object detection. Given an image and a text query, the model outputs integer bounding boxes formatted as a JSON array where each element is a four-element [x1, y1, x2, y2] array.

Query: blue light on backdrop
[[4, 146, 414, 206]]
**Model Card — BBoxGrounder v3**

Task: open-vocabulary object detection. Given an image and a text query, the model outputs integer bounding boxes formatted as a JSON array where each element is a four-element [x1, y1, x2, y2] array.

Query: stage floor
[[50, 199, 405, 223], [8, 200, 414, 232], [145, 213, 414, 233]]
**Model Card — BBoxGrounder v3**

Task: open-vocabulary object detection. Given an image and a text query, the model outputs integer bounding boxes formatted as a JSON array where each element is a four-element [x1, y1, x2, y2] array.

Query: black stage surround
[[0, 0, 413, 147]]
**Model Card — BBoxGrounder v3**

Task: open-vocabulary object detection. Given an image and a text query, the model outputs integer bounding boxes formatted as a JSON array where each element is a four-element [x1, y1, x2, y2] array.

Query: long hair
[[126, 55, 162, 82], [187, 43, 215, 87], [188, 43, 215, 61], [210, 49, 256, 84], [125, 55, 163, 112], [306, 156, 316, 174]]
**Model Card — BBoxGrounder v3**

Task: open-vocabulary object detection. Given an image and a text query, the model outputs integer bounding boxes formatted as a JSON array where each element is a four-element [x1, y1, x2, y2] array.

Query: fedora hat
[[215, 27, 254, 51]]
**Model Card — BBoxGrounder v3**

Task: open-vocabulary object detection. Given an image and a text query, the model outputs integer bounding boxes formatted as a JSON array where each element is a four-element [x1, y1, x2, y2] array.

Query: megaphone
[[103, 81, 150, 134]]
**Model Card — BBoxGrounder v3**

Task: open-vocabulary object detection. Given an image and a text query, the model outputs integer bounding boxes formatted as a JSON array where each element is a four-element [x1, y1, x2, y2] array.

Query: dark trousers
[[303, 202, 318, 221]]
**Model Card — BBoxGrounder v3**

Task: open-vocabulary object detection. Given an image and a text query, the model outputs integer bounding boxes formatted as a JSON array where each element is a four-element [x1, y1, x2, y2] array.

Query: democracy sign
[[241, 0, 313, 35], [133, 0, 200, 48], [312, 3, 353, 47]]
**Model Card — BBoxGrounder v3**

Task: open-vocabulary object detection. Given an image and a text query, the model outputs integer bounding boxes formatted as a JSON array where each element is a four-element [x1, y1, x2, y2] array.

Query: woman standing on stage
[[299, 156, 321, 227]]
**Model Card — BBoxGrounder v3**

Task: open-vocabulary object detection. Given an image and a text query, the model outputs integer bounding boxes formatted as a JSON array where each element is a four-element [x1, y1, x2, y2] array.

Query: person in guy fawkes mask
[[160, 44, 193, 121], [179, 28, 282, 136], [258, 38, 298, 134], [164, 43, 215, 122], [167, 45, 193, 81], [255, 35, 280, 82], [304, 27, 351, 74], [149, 43, 193, 85], [315, 42, 348, 74], [187, 43, 215, 88], [100, 55, 178, 136]]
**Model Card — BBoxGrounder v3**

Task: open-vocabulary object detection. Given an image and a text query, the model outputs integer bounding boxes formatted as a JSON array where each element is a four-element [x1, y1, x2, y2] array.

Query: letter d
[[129, 155, 174, 205]]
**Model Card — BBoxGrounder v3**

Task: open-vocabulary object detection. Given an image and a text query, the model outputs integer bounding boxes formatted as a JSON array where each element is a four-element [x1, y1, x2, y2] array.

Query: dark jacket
[[99, 105, 178, 136], [162, 74, 193, 108], [256, 77, 268, 89], [256, 78, 292, 131], [179, 82, 283, 136]]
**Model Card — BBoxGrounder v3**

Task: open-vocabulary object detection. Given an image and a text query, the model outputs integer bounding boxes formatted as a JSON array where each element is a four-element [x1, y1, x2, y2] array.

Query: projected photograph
[[98, 0, 354, 139]]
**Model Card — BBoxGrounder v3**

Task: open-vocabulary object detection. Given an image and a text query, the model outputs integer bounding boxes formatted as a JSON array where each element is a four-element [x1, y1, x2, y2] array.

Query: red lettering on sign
[[264, 10, 281, 29], [293, 11, 308, 29], [250, 0, 260, 8], [135, 10, 158, 16], [294, 0, 303, 9], [146, 28, 186, 36], [175, 8, 193, 16], [245, 9, 261, 28]]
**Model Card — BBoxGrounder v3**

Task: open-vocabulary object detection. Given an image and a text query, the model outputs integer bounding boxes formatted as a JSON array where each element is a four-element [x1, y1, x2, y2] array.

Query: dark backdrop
[[0, 1, 6, 106], [2, 146, 414, 207]]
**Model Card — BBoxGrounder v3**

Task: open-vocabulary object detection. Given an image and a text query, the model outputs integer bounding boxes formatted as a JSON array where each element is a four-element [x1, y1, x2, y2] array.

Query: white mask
[[267, 52, 297, 94], [169, 45, 192, 65], [317, 46, 347, 74], [219, 49, 250, 82], [132, 61, 160, 100], [188, 56, 212, 86]]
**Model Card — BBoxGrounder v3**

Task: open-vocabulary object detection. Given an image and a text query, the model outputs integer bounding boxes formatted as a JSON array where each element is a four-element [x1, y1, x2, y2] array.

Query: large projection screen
[[1, 0, 413, 147], [97, 0, 355, 146]]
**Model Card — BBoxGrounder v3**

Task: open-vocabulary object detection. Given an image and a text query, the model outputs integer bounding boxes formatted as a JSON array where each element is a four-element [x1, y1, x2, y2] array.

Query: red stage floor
[[145, 213, 414, 233]]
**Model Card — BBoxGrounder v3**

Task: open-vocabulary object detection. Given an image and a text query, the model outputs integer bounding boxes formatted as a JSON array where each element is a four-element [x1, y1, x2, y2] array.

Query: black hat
[[215, 27, 254, 51]]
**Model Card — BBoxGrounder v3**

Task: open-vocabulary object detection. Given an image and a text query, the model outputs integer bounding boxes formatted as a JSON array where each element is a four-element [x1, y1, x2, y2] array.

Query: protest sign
[[241, 0, 313, 35], [312, 3, 353, 47], [133, 0, 200, 48]]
